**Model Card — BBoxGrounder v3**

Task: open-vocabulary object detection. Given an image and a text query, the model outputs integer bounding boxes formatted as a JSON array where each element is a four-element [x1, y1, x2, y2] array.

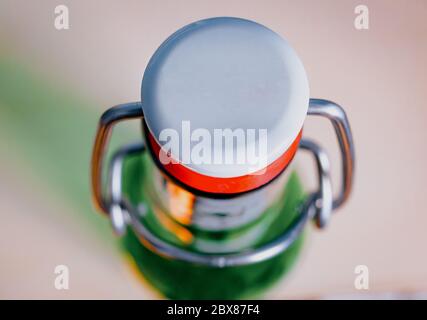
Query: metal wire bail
[[90, 98, 355, 267]]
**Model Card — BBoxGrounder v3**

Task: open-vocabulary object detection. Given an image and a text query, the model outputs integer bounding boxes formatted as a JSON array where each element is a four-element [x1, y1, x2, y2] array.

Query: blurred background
[[0, 0, 426, 299]]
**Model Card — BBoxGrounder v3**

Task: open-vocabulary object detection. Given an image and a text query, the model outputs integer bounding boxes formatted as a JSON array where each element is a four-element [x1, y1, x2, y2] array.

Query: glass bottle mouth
[[142, 120, 302, 196], [147, 157, 293, 235]]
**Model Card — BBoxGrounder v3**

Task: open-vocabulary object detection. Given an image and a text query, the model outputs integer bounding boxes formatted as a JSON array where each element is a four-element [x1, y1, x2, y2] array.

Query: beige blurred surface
[[0, 0, 426, 299]]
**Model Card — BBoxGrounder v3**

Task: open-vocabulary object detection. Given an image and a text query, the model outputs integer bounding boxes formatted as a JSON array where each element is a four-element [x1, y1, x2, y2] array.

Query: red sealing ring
[[147, 128, 302, 194]]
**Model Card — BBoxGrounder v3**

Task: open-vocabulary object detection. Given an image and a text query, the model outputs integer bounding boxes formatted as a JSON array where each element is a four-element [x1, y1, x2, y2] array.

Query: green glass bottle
[[90, 17, 355, 300]]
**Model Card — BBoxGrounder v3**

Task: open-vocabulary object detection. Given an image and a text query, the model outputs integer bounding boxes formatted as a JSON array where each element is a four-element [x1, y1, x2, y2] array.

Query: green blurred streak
[[0, 57, 131, 241]]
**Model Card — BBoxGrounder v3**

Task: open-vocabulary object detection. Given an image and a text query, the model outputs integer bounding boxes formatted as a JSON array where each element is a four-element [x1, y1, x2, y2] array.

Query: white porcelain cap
[[142, 17, 309, 178]]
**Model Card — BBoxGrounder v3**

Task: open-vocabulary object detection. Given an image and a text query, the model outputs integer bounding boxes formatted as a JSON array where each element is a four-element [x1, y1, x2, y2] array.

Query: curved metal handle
[[308, 99, 355, 211], [91, 99, 354, 266], [300, 139, 333, 229], [106, 140, 331, 267], [91, 102, 144, 215]]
